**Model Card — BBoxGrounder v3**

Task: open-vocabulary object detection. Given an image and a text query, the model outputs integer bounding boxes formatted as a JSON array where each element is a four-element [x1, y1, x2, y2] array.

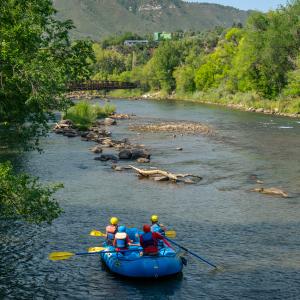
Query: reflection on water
[[1, 99, 300, 299]]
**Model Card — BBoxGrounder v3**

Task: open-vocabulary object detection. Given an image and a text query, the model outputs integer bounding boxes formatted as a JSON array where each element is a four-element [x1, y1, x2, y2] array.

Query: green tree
[[143, 41, 184, 92], [174, 65, 196, 93], [92, 44, 127, 80], [0, 0, 94, 224], [230, 4, 300, 98], [195, 28, 244, 91], [0, 162, 63, 224], [0, 0, 94, 150]]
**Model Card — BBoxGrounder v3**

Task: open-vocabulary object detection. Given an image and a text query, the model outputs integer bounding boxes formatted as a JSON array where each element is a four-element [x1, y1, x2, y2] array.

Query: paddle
[[89, 229, 177, 238], [165, 237, 218, 269], [49, 247, 141, 261]]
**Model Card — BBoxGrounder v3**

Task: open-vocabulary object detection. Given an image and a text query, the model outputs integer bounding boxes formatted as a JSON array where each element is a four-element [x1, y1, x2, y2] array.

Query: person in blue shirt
[[150, 215, 166, 236]]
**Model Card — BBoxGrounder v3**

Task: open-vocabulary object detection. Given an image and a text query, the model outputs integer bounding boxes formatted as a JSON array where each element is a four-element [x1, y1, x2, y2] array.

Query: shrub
[[93, 103, 116, 118], [0, 161, 63, 224], [64, 101, 97, 130], [64, 101, 116, 129]]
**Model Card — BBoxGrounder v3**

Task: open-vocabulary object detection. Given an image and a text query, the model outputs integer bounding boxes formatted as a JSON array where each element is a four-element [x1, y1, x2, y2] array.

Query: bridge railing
[[67, 80, 138, 91]]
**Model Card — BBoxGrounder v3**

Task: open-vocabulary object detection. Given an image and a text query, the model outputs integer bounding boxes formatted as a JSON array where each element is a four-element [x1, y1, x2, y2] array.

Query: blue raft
[[100, 245, 183, 278]]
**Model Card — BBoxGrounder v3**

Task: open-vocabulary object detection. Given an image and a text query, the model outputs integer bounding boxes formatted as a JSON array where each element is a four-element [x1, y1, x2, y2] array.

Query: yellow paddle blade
[[88, 247, 106, 253], [165, 231, 176, 238], [48, 252, 74, 261], [90, 230, 106, 237]]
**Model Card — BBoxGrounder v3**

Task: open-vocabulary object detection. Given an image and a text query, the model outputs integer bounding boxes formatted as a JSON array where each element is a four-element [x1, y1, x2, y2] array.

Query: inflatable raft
[[100, 245, 183, 278]]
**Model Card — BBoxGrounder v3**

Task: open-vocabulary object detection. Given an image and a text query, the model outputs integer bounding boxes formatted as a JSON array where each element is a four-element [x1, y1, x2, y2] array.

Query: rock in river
[[104, 118, 117, 126], [94, 154, 118, 162], [137, 158, 150, 163], [119, 149, 132, 159], [90, 145, 103, 154], [131, 149, 151, 160]]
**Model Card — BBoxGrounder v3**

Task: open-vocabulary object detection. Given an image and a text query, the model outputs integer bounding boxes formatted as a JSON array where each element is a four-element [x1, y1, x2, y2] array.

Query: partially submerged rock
[[104, 118, 117, 126], [119, 149, 132, 159], [131, 149, 151, 160], [118, 149, 151, 160], [94, 154, 118, 162], [111, 113, 133, 120], [90, 145, 103, 154], [137, 158, 150, 163], [251, 187, 288, 198]]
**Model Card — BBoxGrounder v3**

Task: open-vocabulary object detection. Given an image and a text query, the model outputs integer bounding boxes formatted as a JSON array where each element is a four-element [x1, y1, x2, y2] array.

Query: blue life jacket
[[141, 232, 157, 248], [115, 232, 128, 249], [151, 223, 165, 236]]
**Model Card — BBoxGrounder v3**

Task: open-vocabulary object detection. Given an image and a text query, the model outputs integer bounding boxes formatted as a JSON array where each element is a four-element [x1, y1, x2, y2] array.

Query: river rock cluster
[[53, 115, 151, 164], [129, 121, 213, 135]]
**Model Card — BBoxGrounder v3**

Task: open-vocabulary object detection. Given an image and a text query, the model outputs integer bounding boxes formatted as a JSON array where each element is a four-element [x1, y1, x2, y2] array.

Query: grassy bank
[[141, 90, 300, 117]]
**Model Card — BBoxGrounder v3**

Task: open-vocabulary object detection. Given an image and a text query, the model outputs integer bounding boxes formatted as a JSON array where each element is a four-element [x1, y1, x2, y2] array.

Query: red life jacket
[[141, 232, 158, 252], [106, 225, 117, 242]]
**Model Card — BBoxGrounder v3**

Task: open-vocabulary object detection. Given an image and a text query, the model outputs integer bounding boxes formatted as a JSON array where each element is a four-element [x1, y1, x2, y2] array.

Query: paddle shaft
[[76, 248, 141, 256], [165, 237, 217, 268]]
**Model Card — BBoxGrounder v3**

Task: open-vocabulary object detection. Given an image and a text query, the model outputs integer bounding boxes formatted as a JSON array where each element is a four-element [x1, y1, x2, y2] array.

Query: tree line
[[91, 1, 300, 112]]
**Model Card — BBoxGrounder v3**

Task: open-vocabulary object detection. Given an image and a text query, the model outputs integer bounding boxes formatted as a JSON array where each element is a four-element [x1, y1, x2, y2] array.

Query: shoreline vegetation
[[66, 90, 300, 119], [85, 1, 300, 119]]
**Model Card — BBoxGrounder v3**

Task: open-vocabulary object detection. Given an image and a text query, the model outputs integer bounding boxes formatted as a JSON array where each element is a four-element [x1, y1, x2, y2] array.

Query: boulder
[[60, 119, 74, 126], [104, 118, 117, 126], [94, 154, 118, 162], [111, 165, 124, 171], [119, 149, 132, 160], [86, 132, 98, 140], [79, 131, 89, 138], [137, 158, 150, 163], [64, 132, 78, 138], [131, 149, 151, 160], [90, 145, 103, 154], [256, 108, 264, 113], [63, 130, 78, 138]]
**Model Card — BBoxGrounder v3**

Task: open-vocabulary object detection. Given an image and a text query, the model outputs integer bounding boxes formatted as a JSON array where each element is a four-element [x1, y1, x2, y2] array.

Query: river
[[1, 99, 299, 299]]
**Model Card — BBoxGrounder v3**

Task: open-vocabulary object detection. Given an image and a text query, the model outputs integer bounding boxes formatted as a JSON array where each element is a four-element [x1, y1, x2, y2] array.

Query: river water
[[1, 99, 300, 299]]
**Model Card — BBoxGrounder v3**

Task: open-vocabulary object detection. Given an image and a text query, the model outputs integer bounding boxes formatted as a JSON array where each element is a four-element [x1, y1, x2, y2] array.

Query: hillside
[[52, 0, 250, 40]]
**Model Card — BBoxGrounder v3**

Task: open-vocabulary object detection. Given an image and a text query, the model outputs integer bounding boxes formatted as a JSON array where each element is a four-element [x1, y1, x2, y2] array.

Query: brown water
[[1, 99, 300, 299]]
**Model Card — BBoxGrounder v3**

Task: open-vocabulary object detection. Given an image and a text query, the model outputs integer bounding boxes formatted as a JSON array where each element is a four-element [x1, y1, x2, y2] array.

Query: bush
[[64, 101, 116, 129], [64, 101, 97, 130], [93, 103, 116, 118], [0, 161, 63, 224]]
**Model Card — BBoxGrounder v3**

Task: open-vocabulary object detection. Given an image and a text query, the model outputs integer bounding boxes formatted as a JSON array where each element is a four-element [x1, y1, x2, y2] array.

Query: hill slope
[[53, 0, 249, 40]]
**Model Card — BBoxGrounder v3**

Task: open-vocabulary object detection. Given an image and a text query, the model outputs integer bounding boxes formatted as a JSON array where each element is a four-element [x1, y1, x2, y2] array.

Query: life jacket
[[141, 232, 157, 249], [106, 225, 117, 242], [114, 232, 128, 249], [151, 223, 165, 236]]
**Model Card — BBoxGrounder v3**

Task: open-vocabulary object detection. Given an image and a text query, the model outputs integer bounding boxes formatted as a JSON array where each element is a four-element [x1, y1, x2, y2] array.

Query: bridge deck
[[68, 80, 138, 91]]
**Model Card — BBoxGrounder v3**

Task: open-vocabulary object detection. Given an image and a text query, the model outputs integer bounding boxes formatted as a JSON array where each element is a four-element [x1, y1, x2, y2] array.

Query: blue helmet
[[118, 225, 126, 233]]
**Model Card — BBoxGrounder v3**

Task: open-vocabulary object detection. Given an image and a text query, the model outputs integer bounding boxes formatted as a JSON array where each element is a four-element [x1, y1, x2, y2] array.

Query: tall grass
[[64, 101, 116, 130]]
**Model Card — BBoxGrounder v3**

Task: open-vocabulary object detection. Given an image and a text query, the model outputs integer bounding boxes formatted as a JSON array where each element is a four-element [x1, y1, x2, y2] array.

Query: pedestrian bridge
[[67, 80, 138, 91]]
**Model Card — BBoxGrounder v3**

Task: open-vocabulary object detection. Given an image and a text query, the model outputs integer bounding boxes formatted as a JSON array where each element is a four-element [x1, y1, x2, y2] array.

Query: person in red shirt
[[140, 224, 171, 256]]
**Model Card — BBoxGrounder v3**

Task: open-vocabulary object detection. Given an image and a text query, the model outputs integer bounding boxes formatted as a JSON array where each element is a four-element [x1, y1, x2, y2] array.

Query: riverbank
[[66, 90, 300, 119]]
